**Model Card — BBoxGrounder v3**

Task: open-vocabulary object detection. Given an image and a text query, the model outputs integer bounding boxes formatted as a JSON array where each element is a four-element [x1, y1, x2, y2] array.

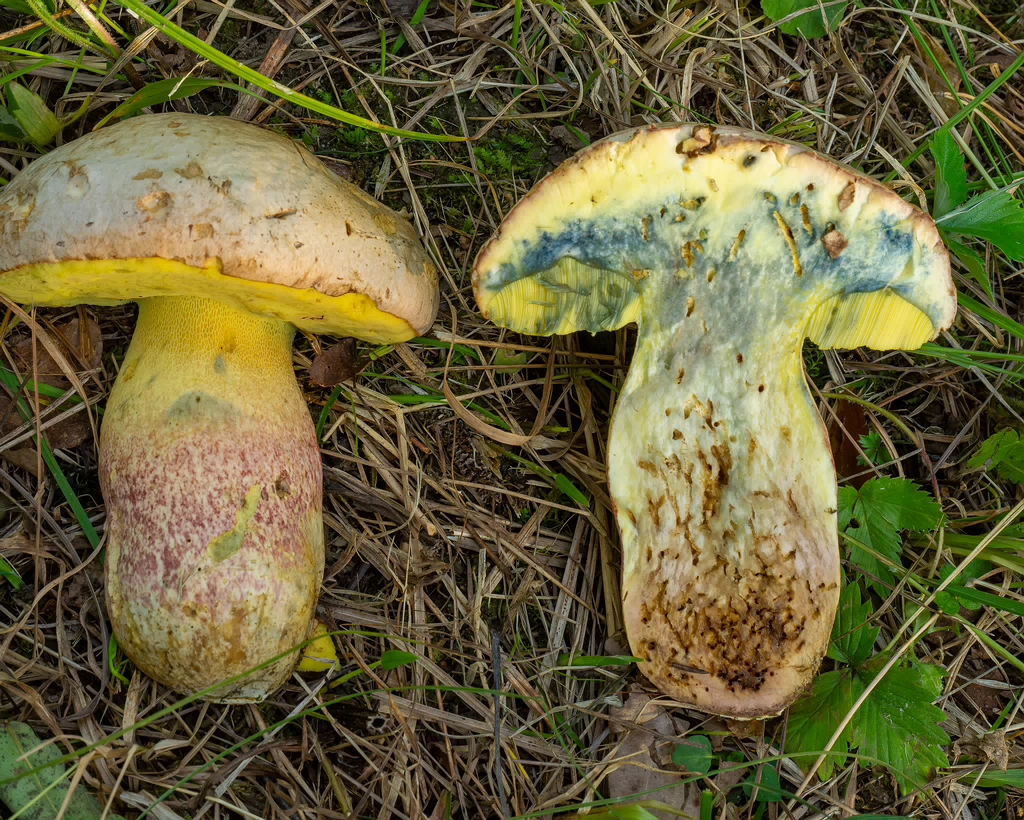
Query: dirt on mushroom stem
[[101, 295, 325, 701]]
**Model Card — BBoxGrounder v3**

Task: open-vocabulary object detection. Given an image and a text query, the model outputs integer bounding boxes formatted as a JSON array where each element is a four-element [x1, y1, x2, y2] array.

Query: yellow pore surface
[[804, 289, 938, 351], [0, 256, 416, 344]]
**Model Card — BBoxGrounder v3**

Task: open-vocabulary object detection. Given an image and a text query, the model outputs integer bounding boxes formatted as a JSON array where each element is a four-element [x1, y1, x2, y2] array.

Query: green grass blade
[[957, 293, 1024, 343]]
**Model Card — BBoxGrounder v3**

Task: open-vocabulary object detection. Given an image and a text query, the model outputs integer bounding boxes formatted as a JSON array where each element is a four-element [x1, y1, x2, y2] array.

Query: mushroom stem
[[100, 296, 324, 702], [611, 274, 840, 719]]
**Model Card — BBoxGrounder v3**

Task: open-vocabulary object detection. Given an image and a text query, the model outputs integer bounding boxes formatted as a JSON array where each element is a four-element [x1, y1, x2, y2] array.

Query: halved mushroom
[[472, 124, 955, 718], [0, 114, 438, 701]]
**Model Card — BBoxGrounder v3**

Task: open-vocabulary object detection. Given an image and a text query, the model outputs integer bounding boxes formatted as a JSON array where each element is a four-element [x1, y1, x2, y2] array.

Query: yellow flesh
[[0, 257, 415, 343]]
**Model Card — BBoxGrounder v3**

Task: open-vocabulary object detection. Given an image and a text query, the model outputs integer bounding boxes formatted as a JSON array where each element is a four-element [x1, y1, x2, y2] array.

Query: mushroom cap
[[473, 123, 954, 349], [0, 114, 438, 342]]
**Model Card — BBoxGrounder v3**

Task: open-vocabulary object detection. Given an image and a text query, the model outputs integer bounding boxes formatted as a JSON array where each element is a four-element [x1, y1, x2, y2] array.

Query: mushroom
[[472, 124, 955, 718], [0, 114, 438, 701]]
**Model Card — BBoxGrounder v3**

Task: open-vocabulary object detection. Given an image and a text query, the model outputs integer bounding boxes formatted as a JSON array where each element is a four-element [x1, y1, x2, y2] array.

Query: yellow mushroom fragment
[[472, 124, 955, 718], [0, 114, 438, 701]]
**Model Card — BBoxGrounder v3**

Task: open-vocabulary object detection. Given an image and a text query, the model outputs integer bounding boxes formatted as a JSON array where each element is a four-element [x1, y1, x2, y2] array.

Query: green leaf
[[827, 581, 879, 666], [945, 239, 992, 300], [851, 660, 950, 795], [933, 591, 961, 615], [785, 670, 857, 781], [788, 658, 951, 796], [0, 556, 23, 590], [936, 188, 1024, 262], [970, 769, 1024, 788], [492, 348, 530, 377], [839, 478, 944, 586], [555, 654, 642, 667], [740, 767, 782, 803], [378, 650, 418, 670], [760, 0, 848, 37], [671, 735, 713, 775], [96, 77, 248, 128], [936, 561, 991, 612], [554, 473, 590, 508], [945, 583, 1024, 617], [0, 721, 125, 820], [0, 105, 27, 143], [967, 429, 1024, 483], [929, 129, 968, 217], [856, 431, 890, 467], [6, 83, 60, 146], [839, 490, 902, 586], [861, 478, 946, 532]]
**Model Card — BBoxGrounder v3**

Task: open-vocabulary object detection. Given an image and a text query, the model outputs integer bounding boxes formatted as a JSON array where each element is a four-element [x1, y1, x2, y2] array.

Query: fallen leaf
[[954, 728, 1009, 771], [1, 448, 43, 477], [309, 338, 367, 387], [11, 317, 103, 378], [827, 399, 870, 487], [606, 692, 701, 820], [914, 30, 962, 117], [471, 435, 504, 480]]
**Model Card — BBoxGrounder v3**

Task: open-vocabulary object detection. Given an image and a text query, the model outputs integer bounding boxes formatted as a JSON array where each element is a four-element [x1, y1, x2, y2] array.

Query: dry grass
[[0, 0, 1022, 817]]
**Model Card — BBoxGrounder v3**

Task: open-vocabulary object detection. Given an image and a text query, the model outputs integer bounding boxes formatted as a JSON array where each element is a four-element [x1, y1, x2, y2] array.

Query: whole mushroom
[[0, 114, 438, 701], [472, 124, 955, 718]]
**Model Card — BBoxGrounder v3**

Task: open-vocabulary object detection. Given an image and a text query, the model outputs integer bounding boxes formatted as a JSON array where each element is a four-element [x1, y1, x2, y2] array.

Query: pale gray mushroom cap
[[0, 113, 439, 342]]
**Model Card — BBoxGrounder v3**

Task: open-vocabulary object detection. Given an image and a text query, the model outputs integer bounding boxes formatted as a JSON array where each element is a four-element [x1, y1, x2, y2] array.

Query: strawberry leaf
[[785, 670, 857, 781], [827, 581, 879, 666], [936, 188, 1024, 262], [967, 429, 1024, 483], [839, 478, 944, 586], [851, 660, 950, 795], [787, 655, 951, 794], [857, 431, 891, 467], [859, 477, 945, 532]]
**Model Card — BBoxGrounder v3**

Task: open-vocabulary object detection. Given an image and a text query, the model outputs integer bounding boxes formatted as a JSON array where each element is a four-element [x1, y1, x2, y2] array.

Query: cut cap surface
[[473, 123, 954, 348], [0, 114, 439, 342], [472, 123, 957, 717]]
